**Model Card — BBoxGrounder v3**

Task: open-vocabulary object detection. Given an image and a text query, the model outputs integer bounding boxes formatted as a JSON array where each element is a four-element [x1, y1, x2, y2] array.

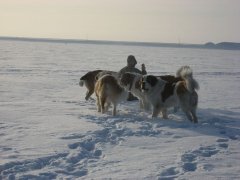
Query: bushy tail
[[176, 66, 199, 93], [79, 80, 85, 87], [79, 74, 88, 87], [98, 78, 108, 98]]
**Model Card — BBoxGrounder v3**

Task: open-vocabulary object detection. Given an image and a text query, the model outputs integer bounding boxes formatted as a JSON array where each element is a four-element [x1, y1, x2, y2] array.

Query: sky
[[0, 0, 240, 44]]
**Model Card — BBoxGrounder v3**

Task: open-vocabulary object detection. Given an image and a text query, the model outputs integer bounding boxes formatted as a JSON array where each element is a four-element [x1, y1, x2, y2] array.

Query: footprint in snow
[[181, 153, 197, 172], [182, 162, 197, 172], [158, 167, 180, 179], [216, 138, 229, 143], [218, 143, 229, 149]]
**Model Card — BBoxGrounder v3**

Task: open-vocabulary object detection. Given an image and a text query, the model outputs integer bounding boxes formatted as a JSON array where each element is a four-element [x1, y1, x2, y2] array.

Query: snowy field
[[0, 40, 240, 179]]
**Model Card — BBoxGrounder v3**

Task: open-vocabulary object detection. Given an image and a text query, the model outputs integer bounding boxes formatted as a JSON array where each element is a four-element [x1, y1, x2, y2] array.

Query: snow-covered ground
[[0, 40, 240, 179]]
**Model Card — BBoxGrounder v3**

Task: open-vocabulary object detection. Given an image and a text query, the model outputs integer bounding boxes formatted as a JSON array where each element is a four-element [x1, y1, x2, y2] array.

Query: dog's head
[[119, 73, 135, 91], [140, 75, 158, 92]]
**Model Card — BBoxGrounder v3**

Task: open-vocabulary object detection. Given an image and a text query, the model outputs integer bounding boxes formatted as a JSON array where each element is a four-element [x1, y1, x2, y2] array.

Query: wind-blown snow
[[0, 40, 240, 179]]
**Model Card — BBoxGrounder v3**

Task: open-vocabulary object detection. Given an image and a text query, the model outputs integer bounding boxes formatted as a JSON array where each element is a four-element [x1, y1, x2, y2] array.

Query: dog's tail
[[79, 80, 85, 87], [176, 66, 199, 93], [79, 74, 88, 87], [97, 75, 110, 93]]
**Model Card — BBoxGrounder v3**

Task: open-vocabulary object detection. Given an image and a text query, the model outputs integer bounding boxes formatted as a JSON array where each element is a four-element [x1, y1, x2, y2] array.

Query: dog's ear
[[147, 75, 158, 87], [135, 79, 141, 90], [95, 74, 100, 81]]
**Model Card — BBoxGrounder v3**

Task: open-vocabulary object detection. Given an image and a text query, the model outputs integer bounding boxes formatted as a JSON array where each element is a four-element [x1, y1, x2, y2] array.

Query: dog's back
[[157, 75, 183, 84], [95, 71, 118, 81], [96, 75, 123, 99], [80, 70, 102, 86]]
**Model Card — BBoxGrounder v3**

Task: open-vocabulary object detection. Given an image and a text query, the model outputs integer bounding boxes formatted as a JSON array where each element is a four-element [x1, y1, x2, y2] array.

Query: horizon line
[[0, 35, 201, 45], [0, 36, 240, 50]]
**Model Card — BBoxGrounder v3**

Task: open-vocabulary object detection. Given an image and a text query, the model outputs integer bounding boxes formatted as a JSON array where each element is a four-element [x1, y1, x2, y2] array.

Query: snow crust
[[0, 40, 240, 179]]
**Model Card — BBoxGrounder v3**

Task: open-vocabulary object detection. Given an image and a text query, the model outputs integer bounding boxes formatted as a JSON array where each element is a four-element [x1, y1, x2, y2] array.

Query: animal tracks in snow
[[1, 103, 239, 179], [158, 137, 231, 179], [0, 112, 160, 179]]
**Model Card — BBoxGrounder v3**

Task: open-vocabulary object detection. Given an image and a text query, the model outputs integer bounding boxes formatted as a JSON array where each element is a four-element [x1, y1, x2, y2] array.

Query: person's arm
[[141, 64, 147, 75]]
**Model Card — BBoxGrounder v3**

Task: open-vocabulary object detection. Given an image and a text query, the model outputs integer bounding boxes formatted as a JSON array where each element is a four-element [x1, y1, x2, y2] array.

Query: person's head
[[127, 55, 137, 67]]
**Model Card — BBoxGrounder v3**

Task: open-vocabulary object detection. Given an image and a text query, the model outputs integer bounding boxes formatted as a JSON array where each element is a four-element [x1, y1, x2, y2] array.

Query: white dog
[[140, 66, 199, 123], [95, 75, 128, 116]]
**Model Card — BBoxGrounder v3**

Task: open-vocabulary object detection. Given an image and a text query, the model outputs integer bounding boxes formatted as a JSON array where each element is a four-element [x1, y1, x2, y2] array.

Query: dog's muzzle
[[119, 79, 125, 87], [141, 82, 148, 92], [119, 79, 130, 91]]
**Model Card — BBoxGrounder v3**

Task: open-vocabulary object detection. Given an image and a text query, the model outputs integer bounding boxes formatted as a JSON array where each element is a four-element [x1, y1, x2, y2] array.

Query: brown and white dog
[[120, 72, 151, 111], [140, 66, 199, 123], [120, 73, 183, 111], [95, 75, 128, 116], [79, 70, 117, 100]]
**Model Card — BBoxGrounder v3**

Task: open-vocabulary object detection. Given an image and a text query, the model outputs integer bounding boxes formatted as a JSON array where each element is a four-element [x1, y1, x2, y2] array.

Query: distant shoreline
[[1, 36, 240, 50]]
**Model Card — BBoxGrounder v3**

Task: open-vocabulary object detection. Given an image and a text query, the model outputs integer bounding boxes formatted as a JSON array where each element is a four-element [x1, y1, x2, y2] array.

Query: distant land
[[0, 36, 240, 50]]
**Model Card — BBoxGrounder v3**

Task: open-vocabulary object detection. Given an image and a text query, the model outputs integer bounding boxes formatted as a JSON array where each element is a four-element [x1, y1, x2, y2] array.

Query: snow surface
[[0, 40, 240, 179]]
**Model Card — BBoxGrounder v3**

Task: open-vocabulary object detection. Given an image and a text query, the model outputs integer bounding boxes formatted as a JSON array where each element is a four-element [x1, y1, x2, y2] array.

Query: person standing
[[118, 55, 147, 101], [118, 55, 147, 77]]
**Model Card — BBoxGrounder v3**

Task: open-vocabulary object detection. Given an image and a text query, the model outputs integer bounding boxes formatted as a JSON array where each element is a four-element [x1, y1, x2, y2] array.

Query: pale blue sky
[[0, 0, 239, 43]]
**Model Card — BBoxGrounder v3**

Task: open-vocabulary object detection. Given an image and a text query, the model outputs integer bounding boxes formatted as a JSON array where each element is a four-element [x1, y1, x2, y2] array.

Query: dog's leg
[[85, 89, 94, 100], [96, 95, 101, 112], [190, 94, 198, 123], [112, 103, 117, 116], [105, 102, 111, 112], [139, 100, 144, 109], [161, 108, 168, 119], [184, 111, 193, 122], [100, 96, 106, 114], [143, 98, 151, 112], [191, 109, 198, 123], [152, 105, 161, 118]]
